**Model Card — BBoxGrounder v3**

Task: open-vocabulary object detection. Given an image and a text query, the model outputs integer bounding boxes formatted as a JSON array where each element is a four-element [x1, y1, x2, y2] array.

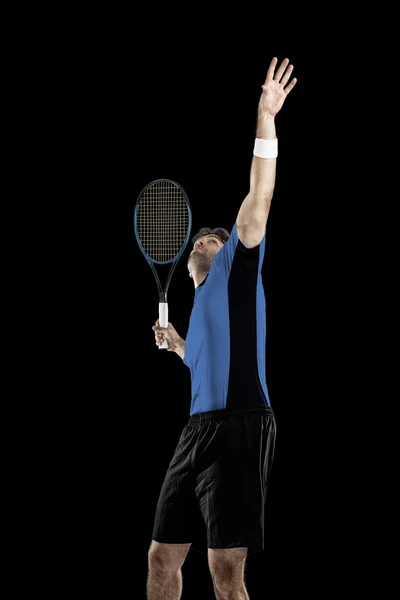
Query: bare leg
[[147, 569, 182, 600], [213, 588, 249, 600], [212, 582, 249, 600], [147, 541, 191, 600], [208, 547, 249, 600]]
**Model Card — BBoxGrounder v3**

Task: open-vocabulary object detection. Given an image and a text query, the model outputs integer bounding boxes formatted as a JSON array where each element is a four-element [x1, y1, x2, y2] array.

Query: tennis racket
[[134, 178, 192, 349]]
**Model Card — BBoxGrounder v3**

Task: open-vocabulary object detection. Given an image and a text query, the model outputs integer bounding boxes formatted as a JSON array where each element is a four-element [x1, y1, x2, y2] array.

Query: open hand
[[259, 57, 297, 117]]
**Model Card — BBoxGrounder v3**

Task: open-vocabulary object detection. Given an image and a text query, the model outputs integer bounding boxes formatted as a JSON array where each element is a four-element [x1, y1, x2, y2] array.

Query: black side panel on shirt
[[226, 240, 267, 410]]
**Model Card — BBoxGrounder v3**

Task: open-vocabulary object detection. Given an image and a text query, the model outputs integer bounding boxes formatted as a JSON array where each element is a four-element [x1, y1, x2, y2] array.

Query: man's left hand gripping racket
[[134, 178, 192, 349]]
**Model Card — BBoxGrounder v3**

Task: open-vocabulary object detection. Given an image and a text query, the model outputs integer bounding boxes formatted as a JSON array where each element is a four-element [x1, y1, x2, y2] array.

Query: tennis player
[[147, 56, 297, 600]]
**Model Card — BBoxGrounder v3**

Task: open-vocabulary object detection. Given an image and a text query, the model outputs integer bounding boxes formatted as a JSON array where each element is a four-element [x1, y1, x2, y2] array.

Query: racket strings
[[136, 181, 190, 262]]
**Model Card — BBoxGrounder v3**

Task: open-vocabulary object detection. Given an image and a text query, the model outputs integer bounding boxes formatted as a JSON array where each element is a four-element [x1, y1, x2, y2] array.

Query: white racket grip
[[158, 302, 169, 350]]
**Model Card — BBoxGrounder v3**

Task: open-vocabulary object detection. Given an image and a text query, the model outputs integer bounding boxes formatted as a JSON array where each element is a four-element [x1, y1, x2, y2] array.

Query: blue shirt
[[184, 223, 271, 415]]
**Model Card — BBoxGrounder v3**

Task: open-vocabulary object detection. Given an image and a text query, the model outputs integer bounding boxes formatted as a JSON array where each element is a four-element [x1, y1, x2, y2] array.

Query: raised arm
[[236, 57, 297, 248]]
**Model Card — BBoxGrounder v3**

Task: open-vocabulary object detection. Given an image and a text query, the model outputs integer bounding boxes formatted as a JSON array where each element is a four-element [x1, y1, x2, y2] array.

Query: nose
[[194, 240, 203, 248]]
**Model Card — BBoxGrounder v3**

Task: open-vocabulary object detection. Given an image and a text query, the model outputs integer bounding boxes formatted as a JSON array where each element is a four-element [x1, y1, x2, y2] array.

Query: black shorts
[[152, 406, 276, 556]]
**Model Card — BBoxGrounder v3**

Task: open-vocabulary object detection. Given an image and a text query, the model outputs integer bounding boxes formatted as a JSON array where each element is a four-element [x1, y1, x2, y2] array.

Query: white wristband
[[253, 137, 278, 159]]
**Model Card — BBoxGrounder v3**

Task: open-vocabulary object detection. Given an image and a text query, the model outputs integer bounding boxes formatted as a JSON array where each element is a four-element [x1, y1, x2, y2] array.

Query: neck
[[192, 270, 208, 289]]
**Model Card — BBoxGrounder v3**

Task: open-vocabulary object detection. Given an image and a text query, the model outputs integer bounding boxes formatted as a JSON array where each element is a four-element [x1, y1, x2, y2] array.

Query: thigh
[[196, 412, 276, 550], [152, 425, 205, 544], [198, 415, 265, 507], [152, 470, 204, 543]]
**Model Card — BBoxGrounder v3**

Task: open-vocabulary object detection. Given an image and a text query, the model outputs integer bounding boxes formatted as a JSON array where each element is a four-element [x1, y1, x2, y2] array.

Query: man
[[147, 56, 297, 600]]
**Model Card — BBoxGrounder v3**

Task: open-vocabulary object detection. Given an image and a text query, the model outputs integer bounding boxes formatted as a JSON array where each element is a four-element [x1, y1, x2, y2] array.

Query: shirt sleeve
[[213, 222, 266, 275]]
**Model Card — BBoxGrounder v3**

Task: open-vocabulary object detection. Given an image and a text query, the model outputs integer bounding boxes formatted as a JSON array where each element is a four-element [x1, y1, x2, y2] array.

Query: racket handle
[[158, 302, 169, 350]]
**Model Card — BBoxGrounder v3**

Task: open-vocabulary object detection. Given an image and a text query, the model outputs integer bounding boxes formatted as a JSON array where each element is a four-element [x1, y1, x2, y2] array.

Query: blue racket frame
[[134, 178, 193, 302]]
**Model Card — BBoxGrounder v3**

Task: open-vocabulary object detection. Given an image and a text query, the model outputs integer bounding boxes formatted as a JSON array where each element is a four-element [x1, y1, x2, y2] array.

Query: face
[[187, 234, 224, 277]]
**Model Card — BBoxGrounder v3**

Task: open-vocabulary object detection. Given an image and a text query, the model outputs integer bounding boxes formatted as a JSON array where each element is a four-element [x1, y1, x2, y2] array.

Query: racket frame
[[134, 178, 192, 348]]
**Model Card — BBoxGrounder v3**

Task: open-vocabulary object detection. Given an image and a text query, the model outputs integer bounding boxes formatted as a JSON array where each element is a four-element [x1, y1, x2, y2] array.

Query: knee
[[211, 564, 238, 596], [148, 546, 180, 575], [148, 548, 171, 574]]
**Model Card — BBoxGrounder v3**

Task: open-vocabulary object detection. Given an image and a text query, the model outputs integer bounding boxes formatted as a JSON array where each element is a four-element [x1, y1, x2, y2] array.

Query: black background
[[57, 42, 345, 598]]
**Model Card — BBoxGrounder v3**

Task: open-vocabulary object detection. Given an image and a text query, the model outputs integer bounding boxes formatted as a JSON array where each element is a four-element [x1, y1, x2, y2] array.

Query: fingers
[[274, 57, 290, 82], [279, 63, 294, 87], [265, 57, 296, 90], [265, 56, 278, 82], [152, 325, 166, 337], [154, 332, 174, 348], [152, 323, 169, 347], [284, 77, 297, 95], [152, 321, 174, 333], [154, 330, 166, 346], [152, 325, 169, 334], [154, 319, 171, 330]]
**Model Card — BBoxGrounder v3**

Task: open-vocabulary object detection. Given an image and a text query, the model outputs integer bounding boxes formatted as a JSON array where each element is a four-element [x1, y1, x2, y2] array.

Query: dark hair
[[191, 227, 230, 245]]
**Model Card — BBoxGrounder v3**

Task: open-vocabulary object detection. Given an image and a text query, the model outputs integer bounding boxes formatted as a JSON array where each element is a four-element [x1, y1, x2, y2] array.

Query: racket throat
[[159, 292, 167, 303]]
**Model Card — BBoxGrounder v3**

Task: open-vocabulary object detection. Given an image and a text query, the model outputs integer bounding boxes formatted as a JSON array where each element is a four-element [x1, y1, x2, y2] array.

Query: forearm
[[174, 339, 186, 361], [250, 112, 277, 198]]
